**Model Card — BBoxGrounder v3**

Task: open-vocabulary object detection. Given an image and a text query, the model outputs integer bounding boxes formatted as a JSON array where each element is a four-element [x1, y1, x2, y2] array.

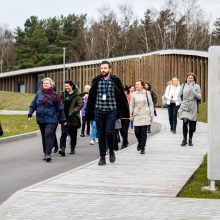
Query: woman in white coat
[[130, 80, 154, 154], [164, 77, 181, 134]]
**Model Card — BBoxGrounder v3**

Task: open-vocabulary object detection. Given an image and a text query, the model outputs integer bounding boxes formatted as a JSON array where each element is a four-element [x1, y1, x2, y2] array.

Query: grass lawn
[[177, 102, 220, 199], [0, 115, 39, 138], [0, 91, 34, 111]]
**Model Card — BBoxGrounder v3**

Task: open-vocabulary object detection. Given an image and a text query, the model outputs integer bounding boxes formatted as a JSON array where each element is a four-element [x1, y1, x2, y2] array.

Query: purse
[[0, 123, 3, 136]]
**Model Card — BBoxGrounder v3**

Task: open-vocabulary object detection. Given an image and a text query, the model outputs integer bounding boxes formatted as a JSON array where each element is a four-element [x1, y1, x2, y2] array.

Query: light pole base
[[201, 180, 216, 191]]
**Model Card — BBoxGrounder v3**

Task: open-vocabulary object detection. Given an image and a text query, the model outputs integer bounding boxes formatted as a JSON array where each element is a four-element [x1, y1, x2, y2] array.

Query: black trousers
[[60, 124, 78, 150], [134, 126, 148, 150], [95, 108, 117, 157], [182, 118, 197, 140], [81, 116, 90, 135], [38, 123, 57, 155], [120, 119, 129, 147], [167, 103, 179, 131], [53, 123, 58, 149]]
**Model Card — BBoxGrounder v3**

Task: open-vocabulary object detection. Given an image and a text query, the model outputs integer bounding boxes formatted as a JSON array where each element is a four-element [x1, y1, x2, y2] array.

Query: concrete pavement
[[1, 109, 219, 220]]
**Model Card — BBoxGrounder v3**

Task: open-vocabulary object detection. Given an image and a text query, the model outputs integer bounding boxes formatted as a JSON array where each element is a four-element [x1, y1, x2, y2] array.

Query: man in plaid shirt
[[86, 61, 129, 166]]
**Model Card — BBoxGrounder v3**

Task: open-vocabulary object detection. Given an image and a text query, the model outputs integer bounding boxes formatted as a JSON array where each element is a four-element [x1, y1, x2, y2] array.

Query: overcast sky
[[0, 0, 219, 30]]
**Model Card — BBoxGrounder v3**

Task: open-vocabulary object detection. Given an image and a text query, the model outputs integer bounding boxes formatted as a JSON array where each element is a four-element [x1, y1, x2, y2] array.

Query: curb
[[0, 131, 40, 143]]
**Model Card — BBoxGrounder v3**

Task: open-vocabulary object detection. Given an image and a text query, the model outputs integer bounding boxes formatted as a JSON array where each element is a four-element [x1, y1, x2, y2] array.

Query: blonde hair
[[42, 77, 54, 87], [84, 84, 91, 92], [167, 77, 180, 86]]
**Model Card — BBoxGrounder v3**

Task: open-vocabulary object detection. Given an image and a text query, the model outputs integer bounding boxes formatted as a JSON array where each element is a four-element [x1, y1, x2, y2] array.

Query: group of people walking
[[28, 60, 201, 165], [163, 73, 201, 146]]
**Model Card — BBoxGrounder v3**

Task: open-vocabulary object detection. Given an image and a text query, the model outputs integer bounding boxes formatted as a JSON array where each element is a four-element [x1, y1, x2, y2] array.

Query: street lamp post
[[62, 47, 66, 91]]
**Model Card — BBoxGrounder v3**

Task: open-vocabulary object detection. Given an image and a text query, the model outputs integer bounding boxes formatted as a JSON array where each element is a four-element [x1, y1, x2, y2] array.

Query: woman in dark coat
[[28, 77, 66, 162]]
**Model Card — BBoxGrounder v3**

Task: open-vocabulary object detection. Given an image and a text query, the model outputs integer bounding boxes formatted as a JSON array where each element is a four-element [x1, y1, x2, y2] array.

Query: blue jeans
[[95, 108, 117, 157], [90, 121, 97, 141], [38, 123, 57, 155]]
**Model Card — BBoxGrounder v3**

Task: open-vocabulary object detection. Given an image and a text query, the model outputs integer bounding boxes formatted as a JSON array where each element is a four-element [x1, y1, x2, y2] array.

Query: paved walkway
[[1, 109, 220, 219]]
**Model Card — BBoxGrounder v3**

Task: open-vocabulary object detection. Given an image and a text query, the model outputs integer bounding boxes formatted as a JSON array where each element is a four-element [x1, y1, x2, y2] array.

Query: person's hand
[[27, 114, 32, 122], [150, 116, 153, 123], [130, 115, 134, 121]]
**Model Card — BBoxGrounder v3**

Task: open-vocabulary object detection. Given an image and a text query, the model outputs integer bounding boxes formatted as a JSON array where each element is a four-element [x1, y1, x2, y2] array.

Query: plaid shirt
[[95, 76, 117, 111]]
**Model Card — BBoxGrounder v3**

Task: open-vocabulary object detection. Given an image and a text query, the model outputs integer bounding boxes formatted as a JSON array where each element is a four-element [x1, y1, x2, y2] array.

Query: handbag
[[0, 123, 3, 136]]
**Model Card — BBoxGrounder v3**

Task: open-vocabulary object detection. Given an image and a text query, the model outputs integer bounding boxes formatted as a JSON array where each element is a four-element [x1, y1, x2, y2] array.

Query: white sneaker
[[90, 140, 95, 145], [95, 138, 98, 143]]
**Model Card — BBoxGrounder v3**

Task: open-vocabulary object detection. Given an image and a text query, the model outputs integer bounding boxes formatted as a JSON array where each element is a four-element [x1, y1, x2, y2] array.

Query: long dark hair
[[185, 72, 197, 83]]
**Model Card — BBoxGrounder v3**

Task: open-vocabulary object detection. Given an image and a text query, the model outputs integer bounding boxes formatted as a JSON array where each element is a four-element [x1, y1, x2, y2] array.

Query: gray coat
[[178, 83, 202, 121]]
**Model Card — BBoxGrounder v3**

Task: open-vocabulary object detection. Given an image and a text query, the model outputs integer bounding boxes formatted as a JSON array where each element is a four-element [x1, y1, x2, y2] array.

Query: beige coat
[[130, 90, 154, 126]]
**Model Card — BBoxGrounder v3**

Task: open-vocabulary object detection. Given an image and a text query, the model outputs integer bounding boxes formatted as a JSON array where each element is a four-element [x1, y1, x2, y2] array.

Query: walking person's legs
[[106, 109, 117, 162], [86, 120, 90, 136], [139, 125, 147, 154], [181, 118, 189, 146], [188, 120, 196, 146], [172, 105, 179, 134], [167, 104, 174, 131], [134, 126, 142, 151], [120, 119, 129, 148], [95, 109, 107, 165], [44, 123, 57, 162], [80, 116, 86, 137], [90, 121, 97, 145], [59, 124, 68, 156], [68, 125, 78, 154], [53, 123, 58, 153], [38, 123, 46, 158]]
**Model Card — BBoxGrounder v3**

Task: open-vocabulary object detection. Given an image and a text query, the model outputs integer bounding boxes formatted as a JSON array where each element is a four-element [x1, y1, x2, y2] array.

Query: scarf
[[41, 88, 61, 106]]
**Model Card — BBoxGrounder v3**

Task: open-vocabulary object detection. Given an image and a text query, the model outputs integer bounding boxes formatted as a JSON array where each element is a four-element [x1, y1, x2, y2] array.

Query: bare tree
[[118, 4, 134, 55], [0, 26, 15, 72]]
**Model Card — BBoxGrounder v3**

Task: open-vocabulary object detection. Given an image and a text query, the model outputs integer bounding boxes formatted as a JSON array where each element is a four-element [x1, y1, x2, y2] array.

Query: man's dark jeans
[[167, 103, 179, 131], [95, 108, 117, 157], [39, 123, 57, 155], [60, 124, 78, 150]]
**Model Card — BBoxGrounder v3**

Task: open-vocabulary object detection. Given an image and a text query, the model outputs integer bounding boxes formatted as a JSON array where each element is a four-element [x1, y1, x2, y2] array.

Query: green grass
[[178, 155, 220, 199], [0, 91, 34, 110], [177, 102, 220, 199], [0, 92, 38, 137], [0, 115, 39, 138], [197, 102, 207, 123]]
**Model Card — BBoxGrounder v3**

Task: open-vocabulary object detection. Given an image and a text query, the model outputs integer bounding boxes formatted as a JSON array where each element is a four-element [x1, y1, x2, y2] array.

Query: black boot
[[188, 139, 193, 146], [69, 146, 75, 154], [98, 157, 106, 166], [109, 151, 116, 163], [140, 149, 145, 154], [59, 148, 65, 157], [181, 139, 187, 147]]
